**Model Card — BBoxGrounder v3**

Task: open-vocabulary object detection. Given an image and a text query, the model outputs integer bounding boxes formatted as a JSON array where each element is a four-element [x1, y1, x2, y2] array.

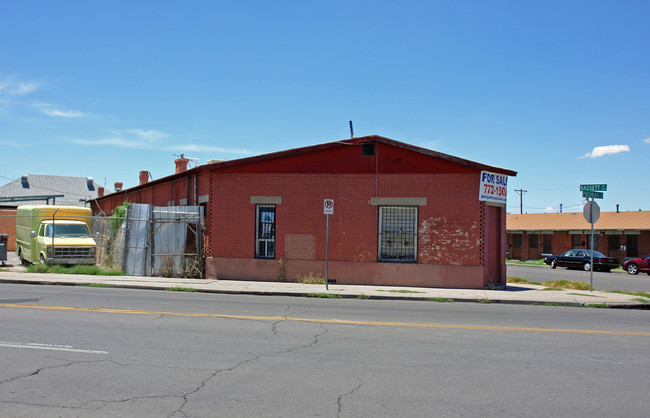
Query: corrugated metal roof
[[507, 211, 650, 231]]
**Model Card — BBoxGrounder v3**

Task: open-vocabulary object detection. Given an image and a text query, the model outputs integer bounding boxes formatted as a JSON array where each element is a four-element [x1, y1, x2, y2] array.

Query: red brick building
[[92, 136, 516, 288], [507, 211, 650, 263]]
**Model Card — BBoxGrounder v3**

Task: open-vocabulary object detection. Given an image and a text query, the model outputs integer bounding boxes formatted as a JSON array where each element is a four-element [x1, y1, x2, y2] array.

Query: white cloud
[[0, 140, 29, 148], [172, 143, 251, 155], [0, 77, 41, 96], [579, 144, 630, 158], [40, 107, 85, 118], [544, 206, 555, 212], [66, 129, 252, 156], [127, 129, 168, 142], [643, 138, 650, 144]]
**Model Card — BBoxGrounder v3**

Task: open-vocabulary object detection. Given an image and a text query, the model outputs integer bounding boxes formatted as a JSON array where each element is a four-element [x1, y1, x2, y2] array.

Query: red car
[[623, 255, 650, 275]]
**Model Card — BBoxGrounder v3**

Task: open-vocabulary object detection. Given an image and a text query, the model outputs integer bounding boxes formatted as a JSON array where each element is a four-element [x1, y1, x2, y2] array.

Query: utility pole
[[515, 189, 527, 214]]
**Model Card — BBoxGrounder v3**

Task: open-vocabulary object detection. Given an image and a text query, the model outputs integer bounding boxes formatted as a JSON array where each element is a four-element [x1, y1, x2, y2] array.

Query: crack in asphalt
[[171, 320, 329, 417], [337, 377, 364, 417]]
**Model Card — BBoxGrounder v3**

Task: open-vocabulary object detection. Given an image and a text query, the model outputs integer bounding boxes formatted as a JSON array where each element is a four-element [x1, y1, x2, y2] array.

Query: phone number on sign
[[483, 184, 507, 196]]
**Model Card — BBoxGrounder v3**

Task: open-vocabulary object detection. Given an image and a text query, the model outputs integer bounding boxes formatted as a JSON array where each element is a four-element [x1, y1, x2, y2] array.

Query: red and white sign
[[479, 171, 508, 204], [323, 199, 334, 215]]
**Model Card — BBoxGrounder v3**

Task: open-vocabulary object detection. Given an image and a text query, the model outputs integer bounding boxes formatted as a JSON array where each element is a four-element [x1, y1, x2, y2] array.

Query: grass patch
[[506, 258, 545, 266], [357, 293, 368, 299], [27, 264, 123, 276], [295, 273, 326, 285], [607, 290, 650, 304], [542, 280, 590, 291], [507, 276, 541, 285], [307, 293, 341, 299], [81, 283, 111, 288], [428, 297, 454, 303], [608, 290, 650, 299], [567, 292, 601, 297], [166, 287, 196, 292], [377, 289, 425, 294]]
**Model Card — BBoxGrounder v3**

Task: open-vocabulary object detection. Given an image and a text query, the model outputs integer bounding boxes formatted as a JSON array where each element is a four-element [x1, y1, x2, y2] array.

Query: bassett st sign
[[479, 171, 508, 204]]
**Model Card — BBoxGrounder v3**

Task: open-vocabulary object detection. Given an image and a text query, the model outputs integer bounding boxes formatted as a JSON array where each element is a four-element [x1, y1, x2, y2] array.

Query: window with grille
[[378, 206, 417, 263], [256, 205, 275, 258]]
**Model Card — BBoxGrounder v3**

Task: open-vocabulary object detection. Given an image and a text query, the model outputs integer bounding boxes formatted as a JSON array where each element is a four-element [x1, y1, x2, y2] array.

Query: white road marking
[[0, 341, 108, 354]]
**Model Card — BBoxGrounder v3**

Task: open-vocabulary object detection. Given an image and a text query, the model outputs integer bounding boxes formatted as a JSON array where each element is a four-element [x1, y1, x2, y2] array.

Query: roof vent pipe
[[616, 204, 620, 213]]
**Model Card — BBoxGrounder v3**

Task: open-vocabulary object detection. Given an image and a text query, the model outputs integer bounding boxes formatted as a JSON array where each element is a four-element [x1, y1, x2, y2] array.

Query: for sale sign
[[479, 171, 508, 204]]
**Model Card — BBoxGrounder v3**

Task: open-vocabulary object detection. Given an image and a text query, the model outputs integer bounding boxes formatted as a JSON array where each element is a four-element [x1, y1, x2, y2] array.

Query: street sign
[[580, 184, 607, 192], [582, 191, 604, 199], [323, 199, 334, 215], [583, 201, 600, 223]]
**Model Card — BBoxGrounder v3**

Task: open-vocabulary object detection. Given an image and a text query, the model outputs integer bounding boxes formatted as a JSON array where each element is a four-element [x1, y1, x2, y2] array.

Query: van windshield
[[44, 224, 91, 238]]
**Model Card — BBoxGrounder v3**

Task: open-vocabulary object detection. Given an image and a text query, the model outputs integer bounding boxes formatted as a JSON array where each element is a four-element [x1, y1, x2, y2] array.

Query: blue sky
[[1, 0, 648, 214]]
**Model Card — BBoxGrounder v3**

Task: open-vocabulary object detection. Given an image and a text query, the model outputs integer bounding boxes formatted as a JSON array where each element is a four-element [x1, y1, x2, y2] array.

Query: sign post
[[323, 199, 334, 290], [580, 184, 607, 291]]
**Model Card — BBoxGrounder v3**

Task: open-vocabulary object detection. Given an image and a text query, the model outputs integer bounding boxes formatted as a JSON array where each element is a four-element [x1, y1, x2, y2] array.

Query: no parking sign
[[323, 199, 334, 215]]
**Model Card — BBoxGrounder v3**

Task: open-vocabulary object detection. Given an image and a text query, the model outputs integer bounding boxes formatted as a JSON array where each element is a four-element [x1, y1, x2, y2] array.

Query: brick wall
[[208, 172, 484, 266]]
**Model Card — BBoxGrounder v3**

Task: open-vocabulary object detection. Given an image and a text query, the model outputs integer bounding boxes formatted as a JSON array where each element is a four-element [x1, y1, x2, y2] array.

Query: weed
[[567, 292, 601, 297], [307, 293, 341, 299], [377, 289, 425, 294], [82, 283, 110, 288], [477, 296, 491, 303], [159, 256, 175, 278], [27, 264, 123, 276], [179, 257, 201, 278], [428, 297, 454, 302], [542, 280, 590, 291], [277, 258, 286, 281], [608, 290, 650, 299], [506, 258, 545, 266], [166, 287, 197, 292], [296, 273, 326, 284], [507, 276, 541, 285], [357, 293, 368, 300]]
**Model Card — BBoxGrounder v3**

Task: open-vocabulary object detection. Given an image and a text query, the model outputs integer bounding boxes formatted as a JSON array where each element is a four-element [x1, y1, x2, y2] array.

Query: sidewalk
[[1, 258, 647, 308]]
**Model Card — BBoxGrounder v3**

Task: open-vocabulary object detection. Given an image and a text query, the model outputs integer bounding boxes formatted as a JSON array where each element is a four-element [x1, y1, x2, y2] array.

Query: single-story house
[[91, 135, 517, 288], [506, 210, 650, 263]]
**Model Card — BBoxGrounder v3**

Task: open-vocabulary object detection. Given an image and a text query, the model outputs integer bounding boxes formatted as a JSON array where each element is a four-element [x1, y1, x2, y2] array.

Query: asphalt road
[[507, 264, 650, 292], [1, 284, 649, 417]]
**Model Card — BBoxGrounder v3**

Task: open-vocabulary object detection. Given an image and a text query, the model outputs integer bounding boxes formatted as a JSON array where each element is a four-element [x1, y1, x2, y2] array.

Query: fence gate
[[123, 204, 203, 278]]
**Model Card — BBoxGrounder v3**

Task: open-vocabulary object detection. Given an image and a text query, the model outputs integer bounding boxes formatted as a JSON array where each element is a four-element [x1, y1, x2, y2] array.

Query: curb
[[1, 277, 648, 310]]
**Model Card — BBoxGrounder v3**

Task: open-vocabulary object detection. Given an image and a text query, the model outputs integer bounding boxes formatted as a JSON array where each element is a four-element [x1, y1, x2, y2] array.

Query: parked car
[[623, 255, 650, 275], [543, 249, 619, 272]]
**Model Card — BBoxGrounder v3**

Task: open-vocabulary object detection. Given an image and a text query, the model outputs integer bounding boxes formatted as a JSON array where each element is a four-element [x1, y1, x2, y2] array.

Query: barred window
[[256, 205, 275, 258], [378, 206, 417, 263]]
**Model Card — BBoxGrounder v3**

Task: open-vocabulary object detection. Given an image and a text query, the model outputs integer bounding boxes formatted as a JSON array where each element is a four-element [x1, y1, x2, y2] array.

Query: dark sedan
[[544, 249, 619, 272], [623, 254, 650, 275]]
